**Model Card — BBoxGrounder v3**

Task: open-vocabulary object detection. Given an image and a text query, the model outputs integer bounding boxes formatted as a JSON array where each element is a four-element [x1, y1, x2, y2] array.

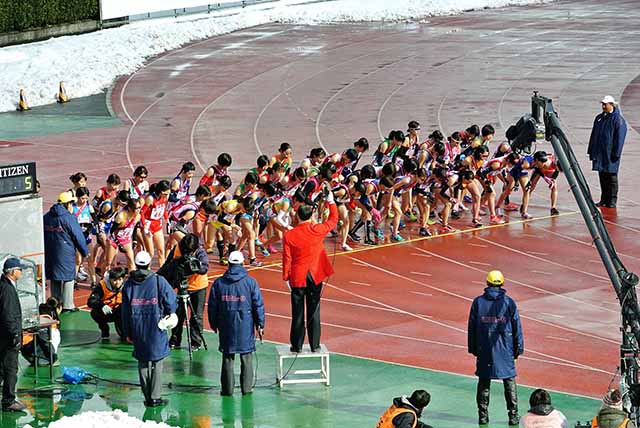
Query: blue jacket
[[208, 264, 265, 355], [468, 287, 524, 379], [43, 204, 89, 281], [121, 270, 177, 362], [588, 107, 628, 173]]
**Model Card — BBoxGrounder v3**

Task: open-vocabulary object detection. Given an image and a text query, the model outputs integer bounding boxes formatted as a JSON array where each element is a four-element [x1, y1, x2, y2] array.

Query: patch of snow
[[24, 410, 176, 428]]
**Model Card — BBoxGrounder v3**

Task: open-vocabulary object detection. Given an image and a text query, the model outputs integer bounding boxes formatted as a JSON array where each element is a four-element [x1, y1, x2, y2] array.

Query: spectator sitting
[[87, 267, 127, 340], [591, 389, 636, 428], [375, 389, 433, 428], [520, 389, 568, 428], [21, 297, 62, 366]]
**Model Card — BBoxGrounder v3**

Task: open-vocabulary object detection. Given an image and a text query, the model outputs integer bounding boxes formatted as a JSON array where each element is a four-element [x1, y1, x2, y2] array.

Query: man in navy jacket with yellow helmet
[[468, 270, 524, 426]]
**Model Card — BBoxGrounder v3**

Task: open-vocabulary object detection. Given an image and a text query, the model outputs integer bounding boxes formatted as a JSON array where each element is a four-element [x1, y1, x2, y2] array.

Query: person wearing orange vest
[[88, 267, 127, 339], [592, 389, 635, 428], [165, 233, 209, 351], [376, 390, 433, 428]]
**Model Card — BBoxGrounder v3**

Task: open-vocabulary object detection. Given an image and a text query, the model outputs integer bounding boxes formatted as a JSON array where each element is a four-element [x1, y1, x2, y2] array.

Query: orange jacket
[[376, 404, 417, 428], [282, 202, 338, 287]]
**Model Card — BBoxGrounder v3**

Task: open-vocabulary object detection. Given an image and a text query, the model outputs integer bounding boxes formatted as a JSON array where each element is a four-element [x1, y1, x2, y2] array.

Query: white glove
[[285, 280, 291, 291], [102, 305, 113, 315], [158, 313, 179, 330], [325, 188, 335, 204]]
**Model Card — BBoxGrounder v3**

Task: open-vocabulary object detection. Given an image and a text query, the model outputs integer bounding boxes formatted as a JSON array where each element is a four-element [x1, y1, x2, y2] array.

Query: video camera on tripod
[[158, 254, 202, 294], [505, 91, 548, 154]]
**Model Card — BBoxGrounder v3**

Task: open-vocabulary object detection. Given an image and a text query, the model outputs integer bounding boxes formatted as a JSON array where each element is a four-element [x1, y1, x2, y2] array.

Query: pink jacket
[[520, 409, 568, 428]]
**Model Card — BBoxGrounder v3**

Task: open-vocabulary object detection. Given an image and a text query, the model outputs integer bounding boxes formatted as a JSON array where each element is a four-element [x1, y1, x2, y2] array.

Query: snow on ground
[[0, 0, 550, 113], [24, 410, 175, 428]]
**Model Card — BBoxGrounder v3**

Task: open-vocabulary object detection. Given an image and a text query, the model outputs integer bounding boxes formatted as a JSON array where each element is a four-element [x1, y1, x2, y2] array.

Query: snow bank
[[0, 0, 549, 113], [24, 410, 176, 428]]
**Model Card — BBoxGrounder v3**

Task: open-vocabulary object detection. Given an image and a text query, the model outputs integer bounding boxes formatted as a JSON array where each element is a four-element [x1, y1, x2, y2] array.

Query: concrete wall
[[0, 20, 106, 47]]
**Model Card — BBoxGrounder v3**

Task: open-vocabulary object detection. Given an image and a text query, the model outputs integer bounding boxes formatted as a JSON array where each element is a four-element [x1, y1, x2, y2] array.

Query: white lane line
[[410, 271, 432, 277], [411, 291, 433, 297], [266, 312, 609, 374], [262, 287, 421, 317], [546, 336, 571, 342], [471, 281, 485, 286], [351, 254, 619, 346], [411, 253, 432, 258], [475, 236, 610, 282], [604, 219, 640, 234], [468, 243, 488, 248], [529, 251, 549, 256], [469, 261, 491, 267], [326, 282, 464, 334], [540, 312, 565, 319], [349, 281, 372, 287], [531, 270, 552, 275]]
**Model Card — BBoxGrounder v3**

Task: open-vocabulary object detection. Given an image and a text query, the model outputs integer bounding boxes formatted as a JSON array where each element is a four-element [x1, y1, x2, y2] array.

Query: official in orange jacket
[[88, 267, 127, 339], [282, 184, 338, 352], [376, 390, 432, 428]]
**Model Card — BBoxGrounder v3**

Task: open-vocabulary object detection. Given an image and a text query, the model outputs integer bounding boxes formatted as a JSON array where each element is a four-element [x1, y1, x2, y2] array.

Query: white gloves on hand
[[325, 187, 335, 204], [158, 313, 179, 330], [102, 305, 113, 315]]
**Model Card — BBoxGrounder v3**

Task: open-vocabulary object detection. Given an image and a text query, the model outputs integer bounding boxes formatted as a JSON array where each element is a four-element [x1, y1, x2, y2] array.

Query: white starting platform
[[275, 344, 330, 388]]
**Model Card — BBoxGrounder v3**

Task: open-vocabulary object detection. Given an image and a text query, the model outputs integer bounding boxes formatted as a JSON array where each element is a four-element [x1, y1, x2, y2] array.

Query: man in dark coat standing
[[208, 251, 265, 396], [588, 95, 628, 208], [0, 258, 26, 412], [468, 270, 524, 426], [282, 185, 338, 353], [121, 251, 178, 407], [43, 191, 89, 311]]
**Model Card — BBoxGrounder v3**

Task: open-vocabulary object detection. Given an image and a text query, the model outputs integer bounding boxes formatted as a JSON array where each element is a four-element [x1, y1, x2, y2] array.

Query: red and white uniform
[[141, 195, 168, 235]]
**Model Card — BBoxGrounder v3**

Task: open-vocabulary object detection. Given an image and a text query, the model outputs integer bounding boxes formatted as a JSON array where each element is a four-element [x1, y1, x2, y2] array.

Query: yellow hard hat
[[486, 270, 504, 286], [57, 191, 77, 204]]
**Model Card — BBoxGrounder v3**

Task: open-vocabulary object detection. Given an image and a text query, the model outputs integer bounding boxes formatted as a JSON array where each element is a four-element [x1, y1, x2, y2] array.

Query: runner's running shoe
[[490, 215, 505, 225], [441, 224, 456, 233], [419, 227, 432, 237]]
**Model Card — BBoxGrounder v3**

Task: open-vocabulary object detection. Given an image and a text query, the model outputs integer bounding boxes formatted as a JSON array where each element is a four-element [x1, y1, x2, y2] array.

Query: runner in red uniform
[[141, 180, 171, 266]]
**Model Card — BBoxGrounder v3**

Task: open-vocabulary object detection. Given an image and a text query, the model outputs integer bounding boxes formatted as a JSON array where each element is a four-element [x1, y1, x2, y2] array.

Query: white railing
[[100, 0, 275, 21]]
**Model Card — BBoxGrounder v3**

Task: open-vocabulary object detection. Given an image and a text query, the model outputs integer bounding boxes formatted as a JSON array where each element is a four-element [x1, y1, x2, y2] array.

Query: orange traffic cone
[[56, 81, 69, 104], [17, 89, 29, 111]]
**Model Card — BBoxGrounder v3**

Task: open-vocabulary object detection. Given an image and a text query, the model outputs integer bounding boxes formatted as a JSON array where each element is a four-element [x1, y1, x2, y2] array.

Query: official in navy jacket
[[121, 251, 178, 407], [43, 191, 89, 311], [208, 251, 265, 395], [587, 95, 628, 208], [468, 270, 524, 426]]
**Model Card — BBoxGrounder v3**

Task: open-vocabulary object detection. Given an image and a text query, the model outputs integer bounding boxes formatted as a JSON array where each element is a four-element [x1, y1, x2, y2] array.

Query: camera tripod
[[176, 283, 208, 361]]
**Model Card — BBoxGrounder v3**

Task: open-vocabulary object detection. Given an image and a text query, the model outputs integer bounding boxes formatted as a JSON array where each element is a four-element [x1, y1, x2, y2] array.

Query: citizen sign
[[0, 164, 29, 178]]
